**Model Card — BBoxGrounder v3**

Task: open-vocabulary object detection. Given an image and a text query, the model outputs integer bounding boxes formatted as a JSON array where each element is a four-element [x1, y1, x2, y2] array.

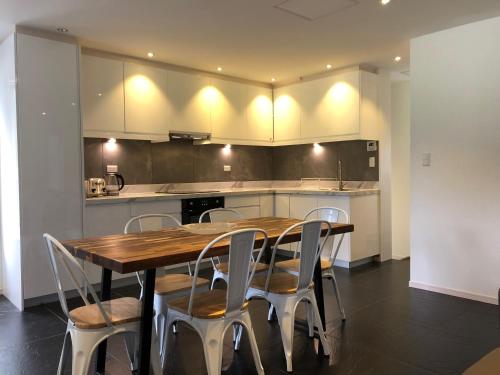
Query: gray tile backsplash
[[84, 138, 378, 184]]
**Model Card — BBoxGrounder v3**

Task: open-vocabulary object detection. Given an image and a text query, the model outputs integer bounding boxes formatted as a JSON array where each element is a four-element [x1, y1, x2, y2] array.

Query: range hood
[[168, 131, 211, 145]]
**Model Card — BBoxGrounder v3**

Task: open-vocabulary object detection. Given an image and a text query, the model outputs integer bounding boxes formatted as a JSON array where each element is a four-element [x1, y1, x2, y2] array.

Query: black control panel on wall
[[181, 196, 224, 224]]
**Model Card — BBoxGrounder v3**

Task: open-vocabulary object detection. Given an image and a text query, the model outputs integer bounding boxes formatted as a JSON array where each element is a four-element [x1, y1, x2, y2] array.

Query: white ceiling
[[2, 0, 500, 82]]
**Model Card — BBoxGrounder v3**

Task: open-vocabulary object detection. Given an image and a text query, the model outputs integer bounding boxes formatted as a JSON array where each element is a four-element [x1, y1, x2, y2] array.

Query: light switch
[[369, 157, 376, 168], [422, 153, 431, 167], [224, 165, 231, 172], [107, 164, 118, 173]]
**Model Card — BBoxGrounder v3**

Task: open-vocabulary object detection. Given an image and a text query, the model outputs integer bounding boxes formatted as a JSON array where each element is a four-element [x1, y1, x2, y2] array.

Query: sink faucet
[[338, 160, 345, 191]]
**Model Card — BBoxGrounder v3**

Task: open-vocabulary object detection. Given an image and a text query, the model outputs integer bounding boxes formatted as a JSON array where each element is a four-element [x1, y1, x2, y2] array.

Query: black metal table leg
[[96, 268, 112, 374], [313, 260, 326, 356], [138, 269, 156, 374]]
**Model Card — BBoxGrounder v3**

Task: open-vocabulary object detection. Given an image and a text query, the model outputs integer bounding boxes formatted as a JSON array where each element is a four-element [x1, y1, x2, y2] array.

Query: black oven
[[181, 196, 224, 224]]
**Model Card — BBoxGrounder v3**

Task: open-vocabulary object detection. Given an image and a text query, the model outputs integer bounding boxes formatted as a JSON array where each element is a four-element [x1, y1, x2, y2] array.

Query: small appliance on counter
[[85, 178, 107, 197], [104, 172, 125, 196]]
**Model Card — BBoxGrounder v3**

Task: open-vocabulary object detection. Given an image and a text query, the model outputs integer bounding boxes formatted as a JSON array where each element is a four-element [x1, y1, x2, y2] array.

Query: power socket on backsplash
[[107, 164, 118, 173]]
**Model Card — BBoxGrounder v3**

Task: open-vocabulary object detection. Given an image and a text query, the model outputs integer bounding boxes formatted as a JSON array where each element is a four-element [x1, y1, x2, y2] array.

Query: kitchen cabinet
[[273, 83, 301, 143], [246, 86, 273, 143], [167, 70, 211, 134], [15, 34, 83, 300], [124, 62, 171, 135], [259, 194, 274, 217], [300, 70, 360, 139], [210, 78, 247, 142], [210, 79, 274, 145], [273, 68, 379, 145], [81, 55, 125, 134], [225, 195, 261, 218], [274, 192, 380, 267]]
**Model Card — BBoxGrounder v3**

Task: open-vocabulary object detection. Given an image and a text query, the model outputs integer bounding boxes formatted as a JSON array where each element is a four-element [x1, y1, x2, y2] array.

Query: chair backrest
[[265, 220, 331, 292], [304, 207, 349, 264], [124, 214, 183, 287], [124, 213, 181, 234], [199, 208, 243, 223], [43, 233, 112, 327], [188, 228, 268, 318]]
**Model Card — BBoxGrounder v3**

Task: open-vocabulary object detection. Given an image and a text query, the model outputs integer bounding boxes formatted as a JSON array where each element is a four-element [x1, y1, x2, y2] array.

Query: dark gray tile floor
[[0, 259, 498, 374]]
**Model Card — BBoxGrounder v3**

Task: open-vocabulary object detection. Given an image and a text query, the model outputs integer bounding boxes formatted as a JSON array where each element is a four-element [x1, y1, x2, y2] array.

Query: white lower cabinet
[[275, 193, 380, 267]]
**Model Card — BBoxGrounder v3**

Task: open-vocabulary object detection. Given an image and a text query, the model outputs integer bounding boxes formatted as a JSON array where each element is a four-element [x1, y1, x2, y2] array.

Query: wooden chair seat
[[154, 273, 210, 295], [215, 262, 269, 274], [69, 297, 141, 329], [250, 272, 313, 294], [463, 348, 500, 375], [168, 289, 249, 319], [274, 258, 332, 273]]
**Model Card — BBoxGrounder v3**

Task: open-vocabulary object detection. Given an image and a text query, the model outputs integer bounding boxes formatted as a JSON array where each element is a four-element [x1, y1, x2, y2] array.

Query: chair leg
[[330, 273, 346, 321], [124, 331, 139, 371], [57, 331, 71, 375], [274, 298, 297, 373], [150, 326, 163, 375], [305, 301, 315, 338], [233, 323, 243, 351], [309, 293, 332, 357], [200, 323, 224, 375], [71, 333, 95, 375], [161, 313, 177, 369], [267, 304, 275, 321], [241, 313, 265, 375]]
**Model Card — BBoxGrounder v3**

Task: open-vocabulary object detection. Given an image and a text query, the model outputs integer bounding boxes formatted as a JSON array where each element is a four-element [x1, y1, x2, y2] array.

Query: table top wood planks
[[62, 217, 354, 274]]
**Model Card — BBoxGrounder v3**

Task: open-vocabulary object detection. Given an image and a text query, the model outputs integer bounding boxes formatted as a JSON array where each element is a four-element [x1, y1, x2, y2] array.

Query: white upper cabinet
[[210, 78, 247, 141], [124, 62, 170, 135], [273, 68, 379, 145], [246, 85, 273, 142], [81, 55, 125, 134], [210, 79, 274, 145], [300, 70, 360, 139], [167, 71, 211, 134], [273, 83, 301, 142]]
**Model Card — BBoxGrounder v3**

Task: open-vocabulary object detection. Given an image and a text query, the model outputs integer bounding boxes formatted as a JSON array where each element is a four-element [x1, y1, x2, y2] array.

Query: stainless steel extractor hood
[[168, 131, 211, 144]]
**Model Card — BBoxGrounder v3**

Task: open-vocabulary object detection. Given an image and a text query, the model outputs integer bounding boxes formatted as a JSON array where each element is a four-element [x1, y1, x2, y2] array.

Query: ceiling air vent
[[274, 0, 359, 21]]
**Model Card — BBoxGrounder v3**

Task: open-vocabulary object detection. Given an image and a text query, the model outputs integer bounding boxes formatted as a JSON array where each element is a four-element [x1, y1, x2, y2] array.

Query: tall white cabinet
[[0, 32, 83, 307]]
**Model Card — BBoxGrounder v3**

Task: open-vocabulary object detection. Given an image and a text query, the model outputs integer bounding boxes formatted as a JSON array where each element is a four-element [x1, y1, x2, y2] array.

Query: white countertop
[[86, 187, 380, 205]]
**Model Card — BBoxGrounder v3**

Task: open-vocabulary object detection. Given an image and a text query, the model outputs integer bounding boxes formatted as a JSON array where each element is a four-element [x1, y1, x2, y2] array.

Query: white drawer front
[[225, 195, 260, 208], [130, 200, 181, 216]]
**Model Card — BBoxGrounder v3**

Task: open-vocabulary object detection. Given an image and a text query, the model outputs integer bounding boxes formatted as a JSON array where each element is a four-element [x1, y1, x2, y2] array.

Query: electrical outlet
[[107, 164, 118, 173], [422, 153, 431, 167], [367, 141, 377, 152], [224, 165, 231, 172], [369, 157, 376, 168]]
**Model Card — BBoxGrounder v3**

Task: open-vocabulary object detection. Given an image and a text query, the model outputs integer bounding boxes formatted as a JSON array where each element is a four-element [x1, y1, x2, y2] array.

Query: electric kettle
[[104, 173, 125, 196]]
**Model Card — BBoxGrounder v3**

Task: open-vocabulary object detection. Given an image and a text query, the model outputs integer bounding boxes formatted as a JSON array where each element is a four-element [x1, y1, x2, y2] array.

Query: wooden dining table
[[63, 216, 354, 374]]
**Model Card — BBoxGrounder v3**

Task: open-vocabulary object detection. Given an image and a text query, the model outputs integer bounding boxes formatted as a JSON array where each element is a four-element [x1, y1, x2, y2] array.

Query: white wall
[[0, 34, 24, 309], [391, 80, 410, 259], [410, 17, 500, 304]]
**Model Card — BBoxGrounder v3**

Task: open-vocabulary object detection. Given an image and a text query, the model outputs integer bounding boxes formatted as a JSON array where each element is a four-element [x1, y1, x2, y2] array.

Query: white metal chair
[[124, 214, 210, 361], [274, 207, 349, 320], [163, 228, 268, 374], [199, 208, 268, 289], [246, 220, 332, 373], [43, 233, 161, 375]]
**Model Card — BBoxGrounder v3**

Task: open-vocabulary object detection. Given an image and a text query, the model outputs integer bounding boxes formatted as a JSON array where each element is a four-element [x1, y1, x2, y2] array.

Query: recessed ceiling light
[[394, 56, 402, 62], [217, 67, 223, 72], [271, 78, 276, 82], [56, 27, 69, 33], [380, 0, 391, 5], [147, 52, 154, 58], [326, 64, 332, 70]]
